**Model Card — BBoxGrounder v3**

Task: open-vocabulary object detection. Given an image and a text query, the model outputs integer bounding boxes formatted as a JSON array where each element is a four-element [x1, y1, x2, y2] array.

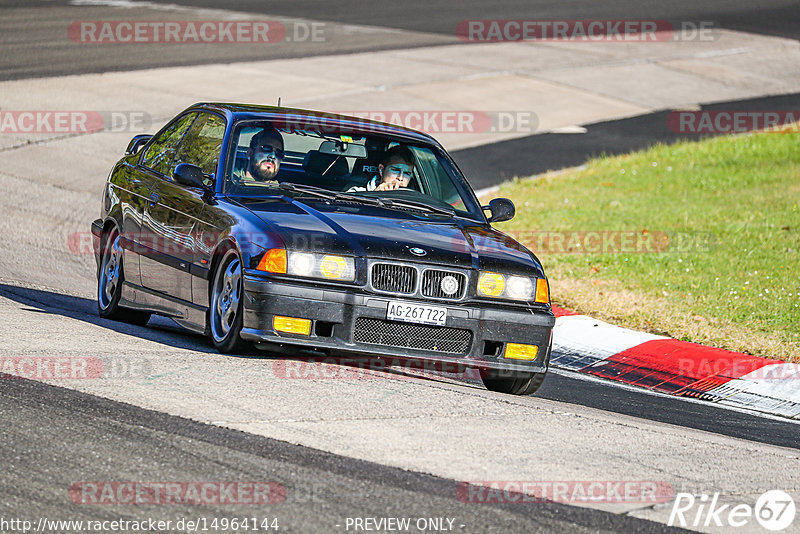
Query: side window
[[413, 147, 467, 212], [173, 113, 226, 182], [141, 112, 198, 176]]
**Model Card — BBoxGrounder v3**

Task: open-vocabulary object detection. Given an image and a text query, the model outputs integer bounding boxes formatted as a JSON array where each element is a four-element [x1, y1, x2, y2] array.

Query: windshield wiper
[[333, 192, 386, 207], [278, 182, 337, 200], [279, 182, 452, 216], [381, 198, 455, 217], [279, 183, 385, 207]]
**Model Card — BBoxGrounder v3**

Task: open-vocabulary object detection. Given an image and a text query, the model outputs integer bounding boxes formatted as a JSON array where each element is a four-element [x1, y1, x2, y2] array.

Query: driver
[[349, 145, 415, 192], [234, 127, 284, 183]]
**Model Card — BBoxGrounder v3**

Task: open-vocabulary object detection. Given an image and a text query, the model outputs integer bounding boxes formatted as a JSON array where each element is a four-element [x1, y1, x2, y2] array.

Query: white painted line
[[552, 314, 666, 370], [550, 125, 588, 134]]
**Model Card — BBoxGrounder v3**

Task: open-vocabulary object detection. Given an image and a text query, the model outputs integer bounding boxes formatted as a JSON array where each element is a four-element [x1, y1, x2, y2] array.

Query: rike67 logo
[[669, 490, 796, 531]]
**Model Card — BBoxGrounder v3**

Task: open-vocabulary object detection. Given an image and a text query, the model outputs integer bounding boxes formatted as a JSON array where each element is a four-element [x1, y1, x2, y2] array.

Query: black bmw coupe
[[92, 103, 554, 395]]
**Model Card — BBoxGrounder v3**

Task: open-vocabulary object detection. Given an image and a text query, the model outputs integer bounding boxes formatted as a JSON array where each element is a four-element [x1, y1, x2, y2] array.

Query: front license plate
[[386, 301, 447, 326]]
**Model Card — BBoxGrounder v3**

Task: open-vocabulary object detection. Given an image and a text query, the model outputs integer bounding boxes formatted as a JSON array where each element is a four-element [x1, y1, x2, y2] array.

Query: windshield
[[223, 120, 483, 219]]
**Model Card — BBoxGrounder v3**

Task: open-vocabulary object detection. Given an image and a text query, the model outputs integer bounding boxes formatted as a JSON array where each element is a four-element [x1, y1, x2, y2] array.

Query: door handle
[[149, 192, 160, 205]]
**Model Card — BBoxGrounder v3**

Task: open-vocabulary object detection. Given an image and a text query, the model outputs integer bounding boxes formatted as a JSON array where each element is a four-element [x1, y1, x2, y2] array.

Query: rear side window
[[141, 112, 198, 176], [173, 113, 226, 179]]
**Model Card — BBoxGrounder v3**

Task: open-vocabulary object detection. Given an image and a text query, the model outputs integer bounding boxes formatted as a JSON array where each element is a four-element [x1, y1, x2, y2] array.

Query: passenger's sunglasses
[[254, 144, 284, 160]]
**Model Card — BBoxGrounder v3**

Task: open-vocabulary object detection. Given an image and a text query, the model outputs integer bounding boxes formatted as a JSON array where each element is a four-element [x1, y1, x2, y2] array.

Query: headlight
[[319, 255, 349, 279], [477, 272, 505, 296], [288, 252, 314, 276], [258, 249, 355, 281], [506, 276, 533, 300], [478, 271, 549, 303]]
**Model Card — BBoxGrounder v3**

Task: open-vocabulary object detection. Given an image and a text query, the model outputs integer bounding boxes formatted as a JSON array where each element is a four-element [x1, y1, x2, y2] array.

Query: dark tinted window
[[173, 113, 226, 181], [141, 112, 197, 175], [223, 121, 483, 220]]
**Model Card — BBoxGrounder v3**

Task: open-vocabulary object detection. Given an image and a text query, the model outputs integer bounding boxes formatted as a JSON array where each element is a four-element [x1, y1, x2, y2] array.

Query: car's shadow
[[0, 282, 219, 354], [0, 282, 485, 388]]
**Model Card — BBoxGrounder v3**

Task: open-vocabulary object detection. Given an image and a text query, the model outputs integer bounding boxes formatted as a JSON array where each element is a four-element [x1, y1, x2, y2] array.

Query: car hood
[[238, 198, 544, 276]]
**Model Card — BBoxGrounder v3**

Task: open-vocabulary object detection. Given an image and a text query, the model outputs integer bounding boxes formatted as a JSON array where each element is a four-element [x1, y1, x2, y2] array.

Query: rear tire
[[209, 247, 251, 353], [97, 228, 151, 326]]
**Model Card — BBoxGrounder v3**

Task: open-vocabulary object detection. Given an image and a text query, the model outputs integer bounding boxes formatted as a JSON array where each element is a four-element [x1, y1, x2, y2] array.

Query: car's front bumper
[[240, 273, 555, 373]]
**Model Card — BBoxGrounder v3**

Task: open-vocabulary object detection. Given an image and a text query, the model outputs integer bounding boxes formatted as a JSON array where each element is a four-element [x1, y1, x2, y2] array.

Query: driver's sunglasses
[[254, 144, 284, 160]]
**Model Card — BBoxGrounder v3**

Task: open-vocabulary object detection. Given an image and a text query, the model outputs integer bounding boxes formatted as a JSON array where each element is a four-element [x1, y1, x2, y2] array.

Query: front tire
[[481, 353, 549, 395], [97, 228, 151, 325], [209, 248, 250, 353]]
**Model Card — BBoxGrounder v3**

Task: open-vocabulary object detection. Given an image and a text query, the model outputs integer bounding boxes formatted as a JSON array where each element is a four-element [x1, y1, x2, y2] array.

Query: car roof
[[189, 102, 440, 146]]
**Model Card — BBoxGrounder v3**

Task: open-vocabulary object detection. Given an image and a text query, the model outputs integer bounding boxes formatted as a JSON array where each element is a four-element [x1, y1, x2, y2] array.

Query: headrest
[[350, 158, 377, 177]]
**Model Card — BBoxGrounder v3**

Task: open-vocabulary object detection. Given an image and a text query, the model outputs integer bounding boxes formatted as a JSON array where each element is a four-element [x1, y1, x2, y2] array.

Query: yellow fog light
[[320, 255, 347, 279], [273, 315, 311, 335], [534, 278, 550, 303], [505, 343, 539, 360], [478, 272, 505, 296]]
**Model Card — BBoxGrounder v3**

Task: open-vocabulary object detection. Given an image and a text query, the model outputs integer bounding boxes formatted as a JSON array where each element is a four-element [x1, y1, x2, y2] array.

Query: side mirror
[[483, 198, 515, 223], [125, 134, 152, 155], [173, 163, 211, 191]]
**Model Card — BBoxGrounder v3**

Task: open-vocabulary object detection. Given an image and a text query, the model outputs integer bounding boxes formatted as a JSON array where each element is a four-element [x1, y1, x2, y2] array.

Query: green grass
[[494, 129, 800, 360]]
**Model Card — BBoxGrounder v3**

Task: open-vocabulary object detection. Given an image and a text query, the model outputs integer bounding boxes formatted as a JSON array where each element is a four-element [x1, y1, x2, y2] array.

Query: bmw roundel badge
[[409, 247, 427, 256]]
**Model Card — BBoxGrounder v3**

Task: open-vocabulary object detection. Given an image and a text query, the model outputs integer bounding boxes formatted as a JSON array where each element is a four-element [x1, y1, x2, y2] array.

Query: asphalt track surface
[[2, 1, 800, 532], [155, 0, 800, 41], [2, 374, 687, 534], [2, 0, 800, 79]]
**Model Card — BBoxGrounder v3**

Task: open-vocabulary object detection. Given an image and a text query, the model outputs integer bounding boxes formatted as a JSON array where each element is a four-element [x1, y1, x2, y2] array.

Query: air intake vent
[[353, 318, 472, 354], [371, 263, 417, 294]]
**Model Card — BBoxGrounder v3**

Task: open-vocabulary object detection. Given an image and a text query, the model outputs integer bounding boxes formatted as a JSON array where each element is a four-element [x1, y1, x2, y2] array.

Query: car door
[[118, 112, 196, 287], [110, 162, 153, 288], [139, 112, 225, 304]]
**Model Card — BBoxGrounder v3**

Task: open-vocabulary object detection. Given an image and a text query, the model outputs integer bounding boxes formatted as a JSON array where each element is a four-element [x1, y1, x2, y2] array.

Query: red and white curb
[[550, 307, 800, 419]]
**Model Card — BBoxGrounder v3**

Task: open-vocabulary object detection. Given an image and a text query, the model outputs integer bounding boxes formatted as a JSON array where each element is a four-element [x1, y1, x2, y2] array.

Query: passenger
[[234, 127, 284, 183], [349, 145, 415, 192]]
